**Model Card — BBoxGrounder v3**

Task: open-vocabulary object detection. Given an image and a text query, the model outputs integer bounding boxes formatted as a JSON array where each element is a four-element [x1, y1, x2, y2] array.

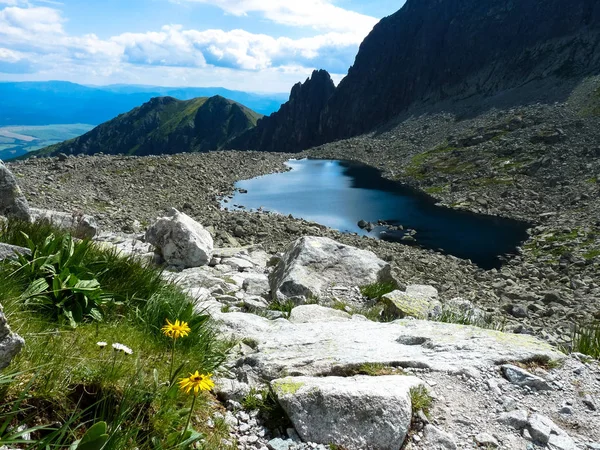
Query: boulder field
[[92, 210, 599, 450]]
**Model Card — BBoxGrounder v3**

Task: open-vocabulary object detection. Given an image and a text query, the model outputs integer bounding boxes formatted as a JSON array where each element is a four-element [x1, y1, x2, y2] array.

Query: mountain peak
[[34, 95, 262, 157], [228, 69, 335, 152]]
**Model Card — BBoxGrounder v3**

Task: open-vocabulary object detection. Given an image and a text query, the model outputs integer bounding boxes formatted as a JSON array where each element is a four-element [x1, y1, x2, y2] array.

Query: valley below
[[0, 124, 94, 161]]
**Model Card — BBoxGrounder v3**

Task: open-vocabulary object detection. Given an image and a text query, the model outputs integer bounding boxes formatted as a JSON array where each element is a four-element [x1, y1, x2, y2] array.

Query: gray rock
[[269, 236, 392, 302], [288, 304, 351, 323], [241, 273, 271, 297], [381, 288, 441, 319], [475, 433, 499, 448], [422, 425, 457, 450], [0, 162, 30, 221], [583, 394, 597, 411], [527, 413, 576, 447], [243, 296, 270, 312], [0, 305, 25, 370], [0, 243, 30, 261], [498, 410, 529, 430], [271, 375, 422, 450], [406, 284, 439, 299], [267, 438, 292, 450], [145, 208, 213, 268], [221, 256, 255, 271], [30, 208, 98, 238], [210, 308, 564, 379], [501, 364, 553, 391]]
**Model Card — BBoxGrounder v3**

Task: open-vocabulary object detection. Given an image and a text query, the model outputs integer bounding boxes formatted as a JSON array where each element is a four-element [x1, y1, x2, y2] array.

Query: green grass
[[435, 307, 505, 332], [424, 186, 445, 195], [409, 385, 433, 417], [0, 219, 232, 449], [571, 323, 600, 359], [359, 281, 397, 300], [268, 299, 295, 318], [584, 249, 600, 260]]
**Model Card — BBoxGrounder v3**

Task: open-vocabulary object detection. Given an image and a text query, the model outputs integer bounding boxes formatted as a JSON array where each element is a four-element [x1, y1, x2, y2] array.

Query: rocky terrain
[[2, 148, 600, 450], [8, 73, 600, 347], [62, 215, 600, 450]]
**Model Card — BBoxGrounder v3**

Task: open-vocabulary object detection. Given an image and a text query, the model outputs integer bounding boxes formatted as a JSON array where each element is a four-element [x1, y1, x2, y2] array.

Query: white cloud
[[177, 0, 378, 34], [0, 47, 25, 62], [113, 26, 363, 72], [0, 3, 375, 91]]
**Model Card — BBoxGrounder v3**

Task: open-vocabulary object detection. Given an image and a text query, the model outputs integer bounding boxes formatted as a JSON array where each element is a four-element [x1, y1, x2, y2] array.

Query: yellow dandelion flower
[[161, 319, 191, 339], [178, 371, 214, 396]]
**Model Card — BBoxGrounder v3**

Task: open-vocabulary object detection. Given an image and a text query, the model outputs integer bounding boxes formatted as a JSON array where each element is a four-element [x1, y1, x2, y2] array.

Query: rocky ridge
[[228, 70, 335, 153], [36, 95, 262, 157]]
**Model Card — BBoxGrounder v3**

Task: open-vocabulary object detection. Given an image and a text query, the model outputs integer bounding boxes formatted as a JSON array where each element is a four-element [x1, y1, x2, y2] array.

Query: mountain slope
[[231, 0, 600, 152], [228, 70, 335, 152], [0, 81, 285, 126], [319, 0, 600, 141], [36, 96, 261, 157]]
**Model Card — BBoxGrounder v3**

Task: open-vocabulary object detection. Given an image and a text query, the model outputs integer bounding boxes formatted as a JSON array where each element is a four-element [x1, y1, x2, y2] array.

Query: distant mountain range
[[36, 96, 261, 157], [0, 81, 287, 126]]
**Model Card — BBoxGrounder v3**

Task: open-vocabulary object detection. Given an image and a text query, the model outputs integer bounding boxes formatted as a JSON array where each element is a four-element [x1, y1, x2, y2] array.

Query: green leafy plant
[[70, 421, 109, 450], [12, 232, 112, 327], [268, 299, 295, 318]]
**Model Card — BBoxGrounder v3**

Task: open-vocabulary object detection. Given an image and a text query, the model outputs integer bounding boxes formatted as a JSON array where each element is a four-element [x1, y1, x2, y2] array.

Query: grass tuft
[[409, 385, 433, 417], [359, 281, 397, 300], [571, 322, 600, 359]]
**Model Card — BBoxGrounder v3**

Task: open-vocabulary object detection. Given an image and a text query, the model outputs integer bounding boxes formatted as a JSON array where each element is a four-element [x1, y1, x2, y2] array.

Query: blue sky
[[0, 0, 404, 92]]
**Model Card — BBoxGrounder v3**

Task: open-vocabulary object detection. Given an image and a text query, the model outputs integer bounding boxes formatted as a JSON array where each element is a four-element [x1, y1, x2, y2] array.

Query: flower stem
[[169, 337, 177, 383], [180, 394, 197, 444]]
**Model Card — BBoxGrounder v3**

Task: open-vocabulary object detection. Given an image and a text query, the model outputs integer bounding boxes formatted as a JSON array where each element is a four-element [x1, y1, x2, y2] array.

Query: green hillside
[[35, 95, 262, 157]]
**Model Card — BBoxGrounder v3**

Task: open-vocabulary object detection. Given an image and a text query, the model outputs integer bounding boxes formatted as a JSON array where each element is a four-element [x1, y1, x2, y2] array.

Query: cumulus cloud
[[176, 0, 378, 34], [0, 2, 375, 91], [113, 26, 365, 72]]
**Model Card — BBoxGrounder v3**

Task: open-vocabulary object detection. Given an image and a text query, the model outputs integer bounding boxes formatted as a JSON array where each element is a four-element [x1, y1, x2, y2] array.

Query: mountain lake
[[224, 159, 530, 269]]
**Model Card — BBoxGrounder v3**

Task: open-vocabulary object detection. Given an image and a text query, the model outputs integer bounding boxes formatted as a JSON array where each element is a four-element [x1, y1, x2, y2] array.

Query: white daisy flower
[[112, 342, 133, 355]]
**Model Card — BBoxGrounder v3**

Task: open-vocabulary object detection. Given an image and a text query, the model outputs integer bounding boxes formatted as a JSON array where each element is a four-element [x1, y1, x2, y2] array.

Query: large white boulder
[[269, 236, 393, 302], [227, 317, 564, 380], [30, 208, 99, 238], [288, 304, 351, 323], [0, 305, 25, 370], [0, 162, 30, 221], [271, 375, 423, 450], [145, 208, 213, 268]]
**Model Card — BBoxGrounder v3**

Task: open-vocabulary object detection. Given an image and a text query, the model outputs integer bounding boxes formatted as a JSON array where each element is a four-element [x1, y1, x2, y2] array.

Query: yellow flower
[[178, 371, 214, 395], [161, 319, 191, 339]]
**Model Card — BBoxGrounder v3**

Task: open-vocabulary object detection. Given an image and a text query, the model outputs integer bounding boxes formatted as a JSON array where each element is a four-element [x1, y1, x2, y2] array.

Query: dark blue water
[[224, 159, 530, 269]]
